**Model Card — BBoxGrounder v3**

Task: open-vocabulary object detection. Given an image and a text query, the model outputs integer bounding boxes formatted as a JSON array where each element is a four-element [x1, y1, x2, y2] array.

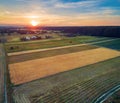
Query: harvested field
[[8, 44, 98, 64], [9, 47, 120, 85], [13, 56, 120, 103], [8, 38, 119, 64]]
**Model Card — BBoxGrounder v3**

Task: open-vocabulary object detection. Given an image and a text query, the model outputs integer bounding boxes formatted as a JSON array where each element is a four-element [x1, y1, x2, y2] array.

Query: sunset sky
[[0, 0, 120, 26]]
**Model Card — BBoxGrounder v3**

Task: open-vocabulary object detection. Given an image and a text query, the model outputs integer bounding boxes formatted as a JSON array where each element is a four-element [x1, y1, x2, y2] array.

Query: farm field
[[6, 32, 61, 42], [8, 44, 98, 64], [9, 47, 120, 85], [12, 56, 120, 103], [5, 36, 110, 53], [8, 38, 119, 64], [6, 36, 120, 103], [93, 38, 120, 51]]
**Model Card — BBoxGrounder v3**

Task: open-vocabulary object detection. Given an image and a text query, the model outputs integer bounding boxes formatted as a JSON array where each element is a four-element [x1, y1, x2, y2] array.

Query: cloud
[[0, 0, 120, 26], [4, 11, 11, 14], [55, 0, 101, 8]]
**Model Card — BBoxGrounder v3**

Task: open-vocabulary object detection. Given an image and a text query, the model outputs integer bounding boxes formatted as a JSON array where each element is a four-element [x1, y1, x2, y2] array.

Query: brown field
[[9, 48, 120, 85], [8, 44, 98, 64]]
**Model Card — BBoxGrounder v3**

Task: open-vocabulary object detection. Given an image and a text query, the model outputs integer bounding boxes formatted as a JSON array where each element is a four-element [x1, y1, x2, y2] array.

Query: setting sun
[[30, 20, 39, 26]]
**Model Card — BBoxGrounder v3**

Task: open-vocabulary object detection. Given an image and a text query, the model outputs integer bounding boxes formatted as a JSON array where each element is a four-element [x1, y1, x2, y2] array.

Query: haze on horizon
[[0, 0, 120, 26]]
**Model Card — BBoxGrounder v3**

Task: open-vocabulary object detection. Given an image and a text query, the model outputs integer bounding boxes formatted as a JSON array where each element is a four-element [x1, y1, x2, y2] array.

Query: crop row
[[31, 70, 120, 103], [8, 44, 98, 64], [13, 56, 120, 103]]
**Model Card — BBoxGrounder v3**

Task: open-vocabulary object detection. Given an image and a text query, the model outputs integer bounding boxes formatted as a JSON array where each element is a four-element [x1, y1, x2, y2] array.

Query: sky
[[0, 0, 120, 26]]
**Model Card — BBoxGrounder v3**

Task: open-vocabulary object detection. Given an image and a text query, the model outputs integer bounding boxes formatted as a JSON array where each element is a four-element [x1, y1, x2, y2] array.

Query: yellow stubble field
[[9, 47, 120, 85]]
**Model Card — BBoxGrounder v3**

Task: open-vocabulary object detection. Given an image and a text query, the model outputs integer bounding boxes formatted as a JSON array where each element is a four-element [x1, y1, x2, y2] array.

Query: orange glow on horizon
[[0, 15, 120, 26], [30, 20, 39, 26]]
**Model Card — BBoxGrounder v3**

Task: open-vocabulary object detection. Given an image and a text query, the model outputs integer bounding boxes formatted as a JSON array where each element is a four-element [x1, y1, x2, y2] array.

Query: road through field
[[9, 47, 120, 85], [0, 45, 4, 103], [0, 44, 8, 103], [8, 38, 120, 56]]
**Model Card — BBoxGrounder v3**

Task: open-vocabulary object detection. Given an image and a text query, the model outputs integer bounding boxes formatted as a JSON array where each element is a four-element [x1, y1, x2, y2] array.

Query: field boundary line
[[8, 38, 120, 56]]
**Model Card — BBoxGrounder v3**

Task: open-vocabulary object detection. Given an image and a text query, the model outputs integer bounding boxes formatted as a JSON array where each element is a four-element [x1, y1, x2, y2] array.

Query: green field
[[93, 38, 120, 51], [12, 56, 120, 103], [9, 44, 98, 64], [5, 36, 109, 53], [5, 36, 120, 103], [2, 32, 61, 42]]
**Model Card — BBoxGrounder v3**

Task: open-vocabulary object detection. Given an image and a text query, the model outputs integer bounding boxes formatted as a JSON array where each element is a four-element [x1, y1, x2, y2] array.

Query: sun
[[30, 20, 39, 26]]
